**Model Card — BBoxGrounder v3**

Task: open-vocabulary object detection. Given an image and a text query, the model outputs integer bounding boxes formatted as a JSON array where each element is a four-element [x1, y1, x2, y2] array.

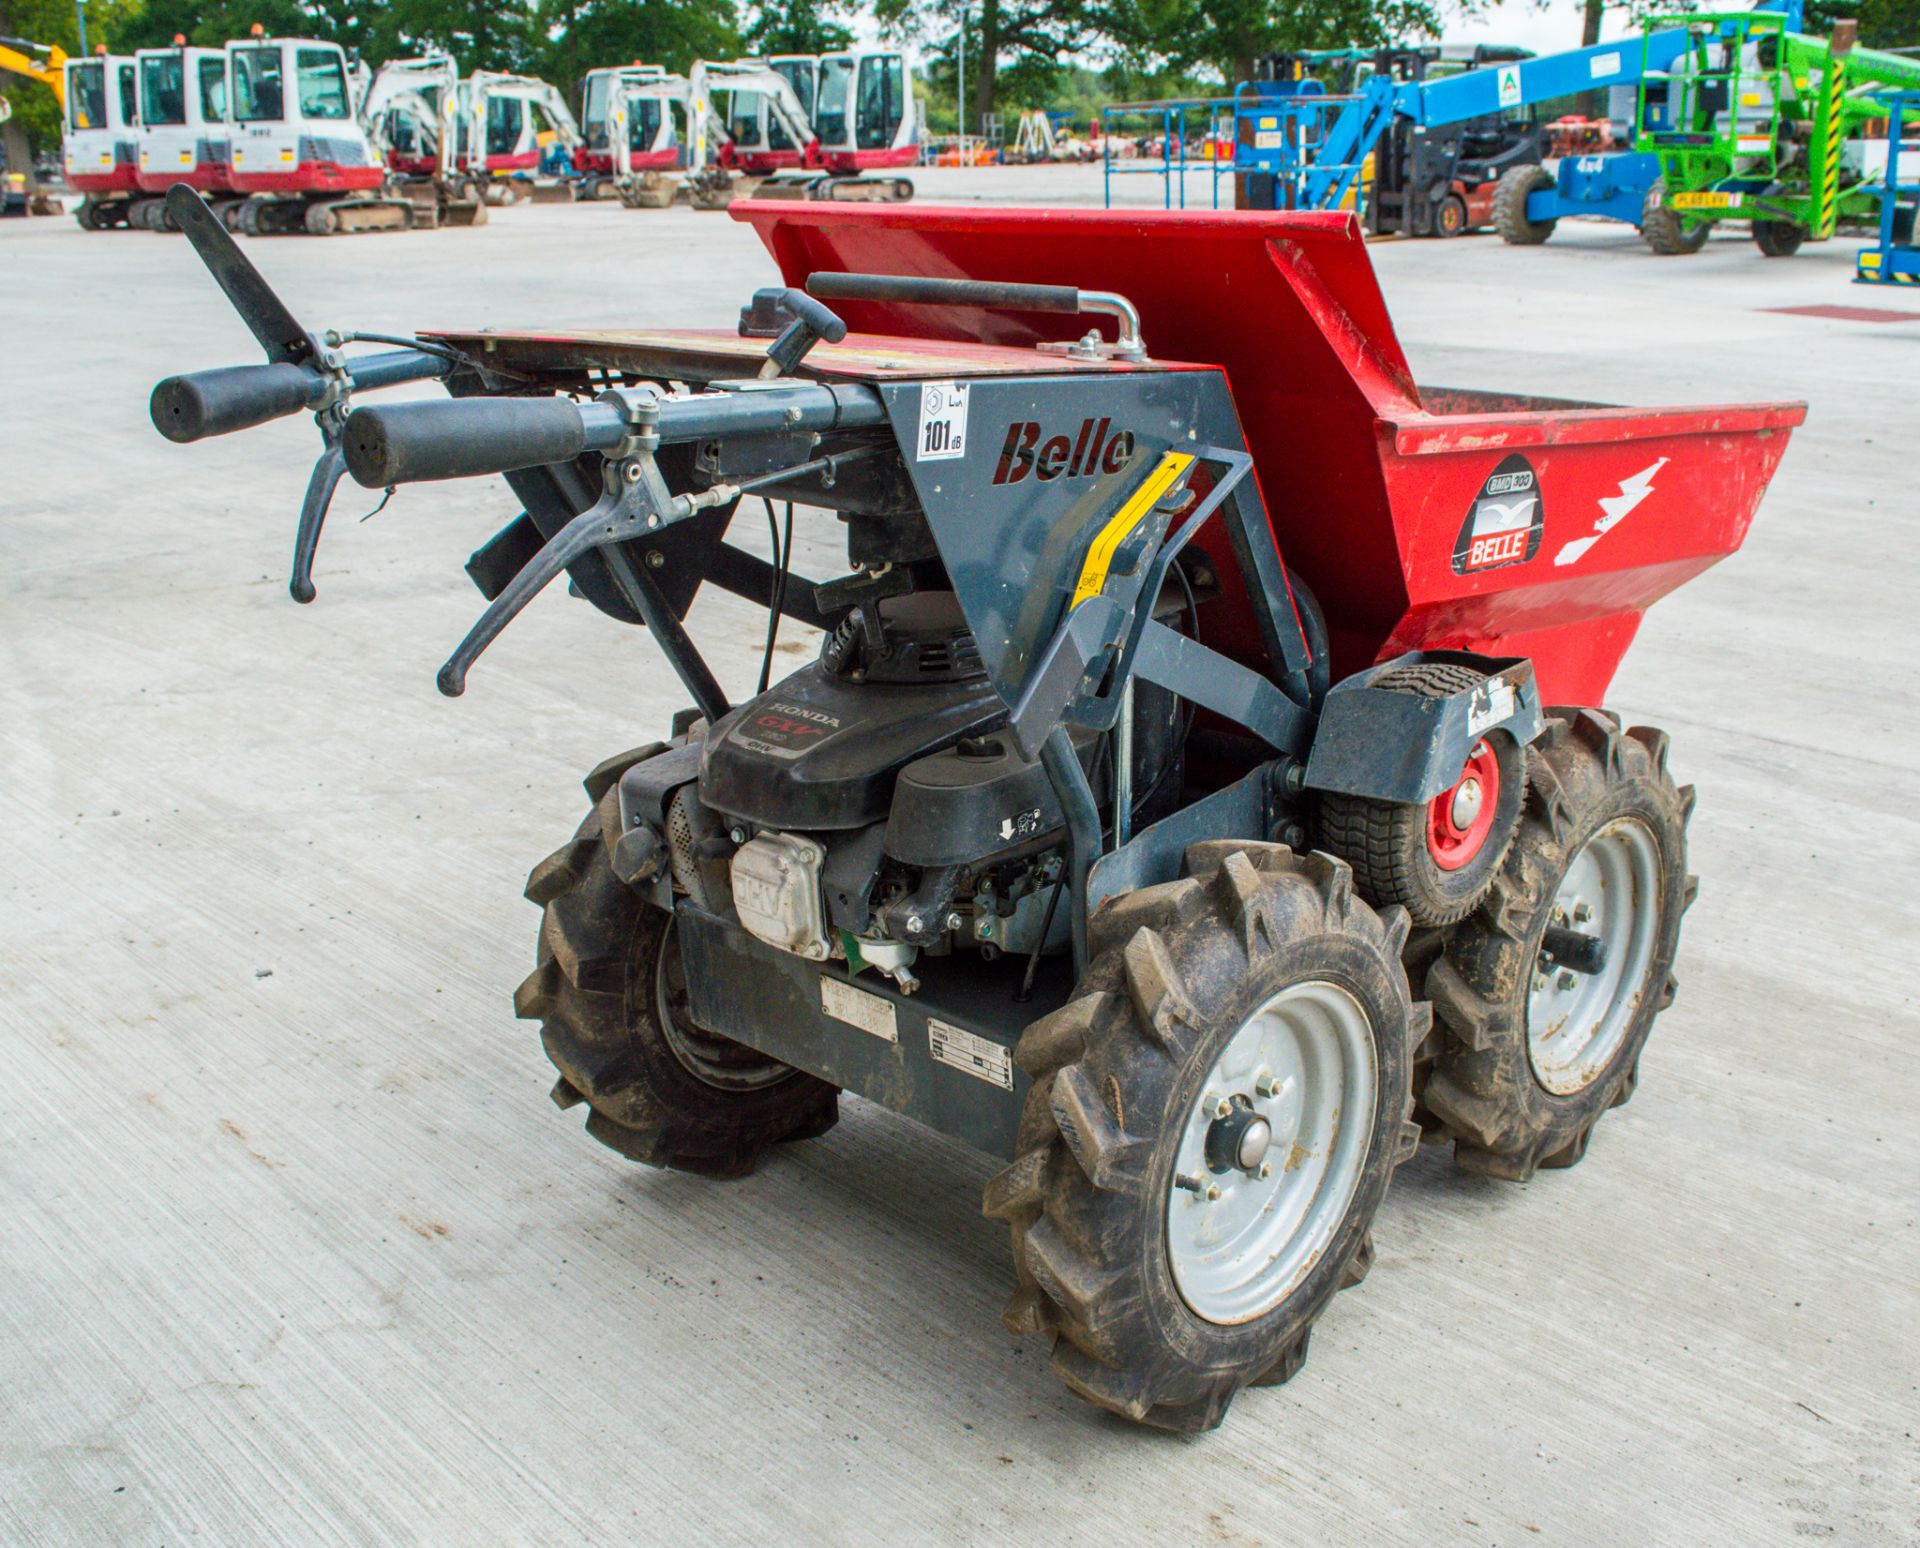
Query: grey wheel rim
[[1527, 816, 1661, 1096], [1166, 981, 1378, 1325], [652, 920, 793, 1092]]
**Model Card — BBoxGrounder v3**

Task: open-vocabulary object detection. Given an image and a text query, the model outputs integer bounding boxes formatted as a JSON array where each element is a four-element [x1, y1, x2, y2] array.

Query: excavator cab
[[812, 49, 917, 170], [225, 35, 383, 198], [135, 42, 235, 209], [63, 53, 141, 211], [768, 54, 817, 153]]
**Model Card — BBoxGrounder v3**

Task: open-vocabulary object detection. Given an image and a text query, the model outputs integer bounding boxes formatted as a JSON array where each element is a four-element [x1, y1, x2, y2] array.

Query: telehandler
[[149, 187, 1801, 1430]]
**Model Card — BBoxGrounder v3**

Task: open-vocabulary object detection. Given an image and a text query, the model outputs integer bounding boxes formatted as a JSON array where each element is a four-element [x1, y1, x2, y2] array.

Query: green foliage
[[380, 0, 541, 73], [118, 0, 334, 54], [534, 0, 740, 98], [879, 0, 1093, 123], [1610, 0, 1918, 49], [743, 0, 851, 54], [1802, 0, 1920, 49], [1103, 0, 1454, 83], [1, 0, 144, 151]]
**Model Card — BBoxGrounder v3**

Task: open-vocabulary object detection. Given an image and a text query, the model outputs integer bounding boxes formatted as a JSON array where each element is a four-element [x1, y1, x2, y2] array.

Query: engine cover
[[884, 729, 1102, 868], [701, 663, 1004, 830]]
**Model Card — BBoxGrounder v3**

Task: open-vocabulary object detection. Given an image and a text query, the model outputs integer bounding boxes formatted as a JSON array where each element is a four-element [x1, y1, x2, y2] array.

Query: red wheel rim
[[1427, 740, 1501, 871]]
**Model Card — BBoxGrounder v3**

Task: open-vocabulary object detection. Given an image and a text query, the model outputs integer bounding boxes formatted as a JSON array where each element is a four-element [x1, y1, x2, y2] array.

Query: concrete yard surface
[[1, 168, 1916, 1545]]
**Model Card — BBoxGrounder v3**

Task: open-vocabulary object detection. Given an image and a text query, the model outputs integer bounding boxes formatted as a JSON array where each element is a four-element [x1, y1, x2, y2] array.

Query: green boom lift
[[1637, 11, 1920, 256]]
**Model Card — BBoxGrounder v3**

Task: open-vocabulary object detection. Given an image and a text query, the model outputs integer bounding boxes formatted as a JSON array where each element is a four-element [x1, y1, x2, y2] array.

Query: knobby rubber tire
[[514, 754, 838, 1177], [1493, 164, 1556, 245], [1422, 708, 1695, 1181], [1642, 183, 1709, 255], [1752, 219, 1805, 258], [983, 842, 1426, 1432], [1314, 662, 1526, 929]]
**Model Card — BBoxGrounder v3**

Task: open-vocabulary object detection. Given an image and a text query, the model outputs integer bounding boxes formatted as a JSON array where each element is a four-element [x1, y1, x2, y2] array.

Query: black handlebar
[[151, 362, 319, 443], [341, 381, 890, 489], [150, 348, 451, 444], [342, 397, 600, 488], [806, 272, 1082, 315]]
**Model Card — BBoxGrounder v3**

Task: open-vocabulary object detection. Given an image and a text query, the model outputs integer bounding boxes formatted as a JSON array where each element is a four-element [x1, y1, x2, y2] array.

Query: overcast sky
[[1435, 0, 1639, 53]]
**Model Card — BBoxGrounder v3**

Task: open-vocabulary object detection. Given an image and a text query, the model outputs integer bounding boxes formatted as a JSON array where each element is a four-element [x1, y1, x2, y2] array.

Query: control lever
[[162, 183, 453, 603], [737, 286, 848, 378], [436, 395, 886, 697], [166, 182, 312, 366]]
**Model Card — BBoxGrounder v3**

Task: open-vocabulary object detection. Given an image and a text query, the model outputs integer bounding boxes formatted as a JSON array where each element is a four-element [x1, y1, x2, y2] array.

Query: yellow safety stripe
[[1071, 451, 1194, 608], [1817, 60, 1845, 238]]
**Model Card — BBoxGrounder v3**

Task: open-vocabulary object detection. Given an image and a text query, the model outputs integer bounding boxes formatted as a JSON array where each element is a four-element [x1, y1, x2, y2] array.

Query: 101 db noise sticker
[[916, 380, 970, 461], [1453, 453, 1544, 575]]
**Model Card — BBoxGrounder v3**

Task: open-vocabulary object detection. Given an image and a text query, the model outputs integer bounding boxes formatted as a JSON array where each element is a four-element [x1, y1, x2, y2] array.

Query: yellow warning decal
[[1071, 451, 1194, 608]]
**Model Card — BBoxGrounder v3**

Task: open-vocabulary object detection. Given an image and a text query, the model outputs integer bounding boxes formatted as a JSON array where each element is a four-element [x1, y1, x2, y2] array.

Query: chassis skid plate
[[677, 903, 1055, 1157]]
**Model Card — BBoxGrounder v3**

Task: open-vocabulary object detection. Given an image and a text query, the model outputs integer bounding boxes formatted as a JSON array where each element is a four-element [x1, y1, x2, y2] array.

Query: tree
[[0, 0, 143, 154], [743, 0, 851, 55], [1103, 0, 1453, 88], [1791, 0, 1920, 47], [533, 0, 741, 101], [379, 0, 541, 73], [1598, 0, 1920, 51], [876, 0, 1093, 132]]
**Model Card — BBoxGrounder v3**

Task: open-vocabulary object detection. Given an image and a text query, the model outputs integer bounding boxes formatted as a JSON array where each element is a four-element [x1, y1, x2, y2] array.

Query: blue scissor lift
[[1856, 91, 1920, 284]]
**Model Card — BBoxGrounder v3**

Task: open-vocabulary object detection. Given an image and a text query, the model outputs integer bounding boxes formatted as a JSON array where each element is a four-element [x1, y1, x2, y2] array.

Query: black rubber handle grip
[[342, 397, 590, 487], [777, 287, 849, 342], [151, 362, 319, 443], [806, 272, 1081, 315]]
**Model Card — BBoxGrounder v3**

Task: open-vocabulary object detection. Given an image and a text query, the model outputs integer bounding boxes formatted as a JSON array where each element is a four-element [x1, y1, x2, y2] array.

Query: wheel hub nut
[[1205, 1102, 1274, 1174], [1450, 776, 1484, 830]]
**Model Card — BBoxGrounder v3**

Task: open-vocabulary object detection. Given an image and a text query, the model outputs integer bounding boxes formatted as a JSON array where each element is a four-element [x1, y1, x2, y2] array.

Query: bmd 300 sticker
[[1453, 453, 1544, 575]]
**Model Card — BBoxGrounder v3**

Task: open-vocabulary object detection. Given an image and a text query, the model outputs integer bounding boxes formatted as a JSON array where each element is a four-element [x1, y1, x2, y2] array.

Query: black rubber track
[[983, 842, 1428, 1432], [1421, 708, 1696, 1181], [513, 749, 838, 1177]]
